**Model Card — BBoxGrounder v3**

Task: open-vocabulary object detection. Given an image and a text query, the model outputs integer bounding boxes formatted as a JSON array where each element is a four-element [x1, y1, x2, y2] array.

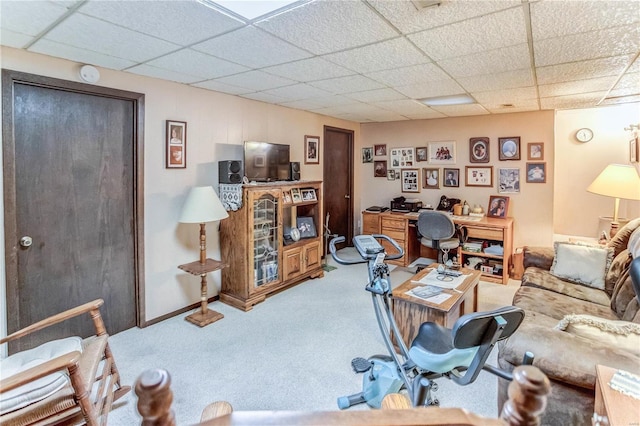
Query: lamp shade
[[587, 164, 640, 200], [179, 186, 229, 224]]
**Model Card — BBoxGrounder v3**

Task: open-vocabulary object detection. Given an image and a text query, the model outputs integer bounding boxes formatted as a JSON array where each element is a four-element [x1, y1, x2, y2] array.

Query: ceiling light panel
[[536, 55, 634, 85], [323, 38, 430, 74], [29, 38, 136, 70], [42, 14, 180, 62], [255, 1, 397, 55], [408, 7, 527, 62], [79, 0, 243, 46], [192, 26, 311, 68], [369, 0, 519, 34], [309, 75, 386, 94], [263, 57, 355, 82], [214, 69, 296, 92], [438, 43, 531, 78], [457, 69, 534, 92], [534, 24, 640, 67]]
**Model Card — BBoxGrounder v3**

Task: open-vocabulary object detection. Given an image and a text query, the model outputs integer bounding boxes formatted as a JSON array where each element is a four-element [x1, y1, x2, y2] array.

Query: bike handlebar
[[329, 234, 404, 265]]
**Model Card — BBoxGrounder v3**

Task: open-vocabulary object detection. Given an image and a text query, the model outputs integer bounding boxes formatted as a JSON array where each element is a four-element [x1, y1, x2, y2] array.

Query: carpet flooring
[[108, 253, 520, 424]]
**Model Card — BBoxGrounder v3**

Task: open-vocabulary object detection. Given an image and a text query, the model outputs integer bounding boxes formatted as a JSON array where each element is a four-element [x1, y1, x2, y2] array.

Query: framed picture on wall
[[374, 144, 387, 156], [304, 135, 320, 164], [362, 147, 373, 163], [416, 147, 428, 162], [498, 137, 520, 161], [469, 137, 489, 163], [422, 168, 440, 189], [401, 168, 420, 193], [465, 166, 493, 187], [526, 162, 546, 183], [498, 168, 520, 193], [427, 141, 456, 164], [390, 147, 415, 168], [166, 120, 186, 169], [527, 142, 544, 160], [443, 168, 459, 187], [631, 137, 639, 163], [374, 160, 387, 177]]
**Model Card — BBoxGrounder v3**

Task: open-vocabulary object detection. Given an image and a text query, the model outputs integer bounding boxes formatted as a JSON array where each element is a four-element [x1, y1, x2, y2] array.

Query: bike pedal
[[351, 357, 373, 373]]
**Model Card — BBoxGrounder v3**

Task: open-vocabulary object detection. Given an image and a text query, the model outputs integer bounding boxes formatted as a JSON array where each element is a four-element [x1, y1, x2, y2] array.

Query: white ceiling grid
[[0, 0, 638, 123]]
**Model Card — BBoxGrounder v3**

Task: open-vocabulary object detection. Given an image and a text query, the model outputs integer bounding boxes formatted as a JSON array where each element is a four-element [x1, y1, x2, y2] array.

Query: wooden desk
[[391, 265, 481, 349], [594, 365, 640, 426], [362, 211, 513, 284]]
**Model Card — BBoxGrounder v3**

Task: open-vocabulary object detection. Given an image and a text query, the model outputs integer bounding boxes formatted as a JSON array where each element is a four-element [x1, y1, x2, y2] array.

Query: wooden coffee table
[[594, 365, 640, 426], [391, 264, 481, 349]]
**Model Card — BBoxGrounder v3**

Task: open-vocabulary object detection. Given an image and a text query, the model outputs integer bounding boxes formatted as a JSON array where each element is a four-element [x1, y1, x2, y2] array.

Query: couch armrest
[[522, 247, 554, 271], [499, 321, 640, 390]]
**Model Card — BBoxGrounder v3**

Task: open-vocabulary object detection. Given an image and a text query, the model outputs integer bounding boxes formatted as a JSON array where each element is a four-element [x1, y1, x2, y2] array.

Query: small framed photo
[[498, 137, 520, 160], [630, 137, 639, 163], [443, 168, 459, 187], [304, 135, 320, 164], [422, 167, 440, 189], [498, 168, 520, 193], [427, 141, 456, 164], [291, 188, 302, 203], [469, 137, 489, 163], [374, 160, 387, 177], [401, 169, 420, 193], [301, 188, 317, 202], [390, 147, 415, 168], [465, 166, 493, 187], [296, 216, 317, 238], [527, 142, 544, 160], [374, 144, 387, 156], [487, 196, 510, 218], [526, 162, 546, 183], [362, 147, 373, 163], [283, 190, 292, 204], [387, 170, 395, 181], [166, 120, 186, 168], [416, 147, 428, 162]]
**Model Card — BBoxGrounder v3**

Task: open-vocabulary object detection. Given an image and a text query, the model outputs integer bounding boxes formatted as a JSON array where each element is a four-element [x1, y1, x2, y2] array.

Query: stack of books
[[463, 242, 483, 252]]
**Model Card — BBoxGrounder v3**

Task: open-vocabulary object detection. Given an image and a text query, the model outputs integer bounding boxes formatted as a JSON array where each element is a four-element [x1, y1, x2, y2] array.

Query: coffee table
[[391, 264, 481, 349]]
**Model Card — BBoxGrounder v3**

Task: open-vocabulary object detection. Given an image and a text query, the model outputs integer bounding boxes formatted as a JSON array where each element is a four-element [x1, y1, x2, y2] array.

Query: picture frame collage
[[284, 187, 316, 204]]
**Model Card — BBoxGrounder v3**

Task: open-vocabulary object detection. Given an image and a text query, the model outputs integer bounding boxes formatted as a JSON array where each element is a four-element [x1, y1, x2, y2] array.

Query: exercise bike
[[329, 234, 533, 409]]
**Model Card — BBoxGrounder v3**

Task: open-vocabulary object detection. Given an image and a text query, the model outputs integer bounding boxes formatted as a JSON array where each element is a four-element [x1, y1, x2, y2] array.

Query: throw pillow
[[551, 241, 613, 289], [555, 314, 640, 356]]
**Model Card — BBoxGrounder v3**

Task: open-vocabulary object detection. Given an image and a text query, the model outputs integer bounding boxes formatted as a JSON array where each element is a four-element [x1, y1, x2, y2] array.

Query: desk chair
[[417, 210, 460, 264]]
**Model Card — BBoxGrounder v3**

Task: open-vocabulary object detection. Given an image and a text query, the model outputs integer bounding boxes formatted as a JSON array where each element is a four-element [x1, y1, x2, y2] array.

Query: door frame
[[323, 125, 354, 245], [1, 69, 146, 329]]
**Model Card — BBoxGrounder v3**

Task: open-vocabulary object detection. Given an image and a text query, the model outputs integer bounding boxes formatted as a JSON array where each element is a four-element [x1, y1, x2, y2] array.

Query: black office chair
[[417, 210, 460, 264]]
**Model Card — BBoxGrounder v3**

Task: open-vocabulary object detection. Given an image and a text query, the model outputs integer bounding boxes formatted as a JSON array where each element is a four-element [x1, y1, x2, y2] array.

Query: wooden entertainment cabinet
[[220, 181, 323, 311], [362, 211, 513, 284]]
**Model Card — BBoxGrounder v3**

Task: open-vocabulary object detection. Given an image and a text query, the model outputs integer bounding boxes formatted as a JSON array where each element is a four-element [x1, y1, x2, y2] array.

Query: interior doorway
[[2, 70, 145, 353], [323, 126, 354, 250]]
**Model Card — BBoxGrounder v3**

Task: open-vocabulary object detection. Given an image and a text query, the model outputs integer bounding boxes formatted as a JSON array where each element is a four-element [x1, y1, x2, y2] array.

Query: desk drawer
[[467, 226, 503, 241], [381, 217, 406, 231], [381, 229, 405, 242]]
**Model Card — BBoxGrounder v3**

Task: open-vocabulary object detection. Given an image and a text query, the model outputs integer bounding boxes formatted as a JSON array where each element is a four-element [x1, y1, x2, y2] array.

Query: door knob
[[345, 195, 351, 199], [20, 236, 33, 248]]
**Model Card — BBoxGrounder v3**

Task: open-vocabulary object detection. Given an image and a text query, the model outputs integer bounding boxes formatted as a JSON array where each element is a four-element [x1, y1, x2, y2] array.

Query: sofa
[[497, 218, 640, 425]]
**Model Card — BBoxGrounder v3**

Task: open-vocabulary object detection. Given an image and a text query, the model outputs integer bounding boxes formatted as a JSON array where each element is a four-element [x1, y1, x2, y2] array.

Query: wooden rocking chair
[[0, 299, 130, 426]]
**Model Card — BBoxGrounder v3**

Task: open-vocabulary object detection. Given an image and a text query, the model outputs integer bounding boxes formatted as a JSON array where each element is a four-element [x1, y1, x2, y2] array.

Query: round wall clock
[[576, 128, 593, 143]]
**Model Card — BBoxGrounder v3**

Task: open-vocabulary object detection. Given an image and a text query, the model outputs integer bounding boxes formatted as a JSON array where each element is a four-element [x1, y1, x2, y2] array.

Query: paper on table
[[422, 293, 451, 304], [411, 269, 469, 289]]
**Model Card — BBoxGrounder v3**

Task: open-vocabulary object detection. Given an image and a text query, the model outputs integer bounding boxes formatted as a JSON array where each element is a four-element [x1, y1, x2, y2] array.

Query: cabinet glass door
[[252, 193, 280, 288]]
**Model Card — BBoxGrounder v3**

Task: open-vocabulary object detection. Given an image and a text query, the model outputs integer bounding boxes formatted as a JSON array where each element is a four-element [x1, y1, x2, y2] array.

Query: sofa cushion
[[555, 314, 640, 356], [513, 285, 617, 321], [607, 217, 640, 258], [521, 267, 611, 307], [551, 242, 613, 289]]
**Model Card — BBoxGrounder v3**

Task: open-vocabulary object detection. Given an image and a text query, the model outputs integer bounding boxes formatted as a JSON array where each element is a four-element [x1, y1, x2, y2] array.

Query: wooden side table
[[178, 258, 227, 327], [594, 364, 640, 426]]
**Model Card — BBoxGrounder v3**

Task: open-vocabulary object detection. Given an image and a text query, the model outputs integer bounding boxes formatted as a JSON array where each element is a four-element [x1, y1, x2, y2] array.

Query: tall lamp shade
[[179, 186, 228, 224], [587, 164, 640, 237]]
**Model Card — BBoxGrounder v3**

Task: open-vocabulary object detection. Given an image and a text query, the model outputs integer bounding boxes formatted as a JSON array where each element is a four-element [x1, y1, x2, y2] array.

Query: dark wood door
[[323, 126, 354, 249], [2, 70, 145, 353]]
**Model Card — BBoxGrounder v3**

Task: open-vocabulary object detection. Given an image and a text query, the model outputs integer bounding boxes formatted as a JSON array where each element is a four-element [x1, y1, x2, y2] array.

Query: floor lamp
[[587, 164, 640, 238], [178, 186, 229, 327]]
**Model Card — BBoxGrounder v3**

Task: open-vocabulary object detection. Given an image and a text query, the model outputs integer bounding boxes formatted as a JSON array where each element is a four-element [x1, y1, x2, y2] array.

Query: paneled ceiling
[[1, 0, 639, 123]]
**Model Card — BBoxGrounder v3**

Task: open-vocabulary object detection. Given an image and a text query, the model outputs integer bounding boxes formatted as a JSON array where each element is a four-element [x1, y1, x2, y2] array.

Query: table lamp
[[587, 164, 640, 238], [178, 186, 229, 327]]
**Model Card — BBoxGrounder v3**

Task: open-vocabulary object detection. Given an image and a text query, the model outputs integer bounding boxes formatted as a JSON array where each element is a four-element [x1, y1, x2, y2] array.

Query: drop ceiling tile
[[408, 7, 527, 61], [127, 64, 202, 84], [369, 0, 520, 34], [601, 94, 640, 105], [42, 14, 180, 62], [458, 69, 534, 92], [29, 38, 136, 69], [536, 55, 634, 85], [534, 24, 640, 67], [0, 1, 69, 37], [403, 110, 447, 120], [531, 0, 640, 40], [438, 43, 531, 78], [627, 56, 640, 74], [309, 75, 386, 94], [255, 1, 397, 55], [540, 92, 607, 110], [345, 88, 407, 103], [373, 99, 433, 115], [0, 28, 35, 48], [278, 99, 329, 110], [323, 38, 430, 73], [473, 87, 537, 104], [538, 76, 617, 98], [214, 70, 296, 92], [240, 92, 288, 104], [147, 49, 248, 80], [394, 79, 466, 99], [263, 57, 354, 82], [79, 0, 243, 46], [260, 83, 332, 101], [302, 94, 359, 108], [484, 101, 540, 114], [361, 112, 410, 122], [611, 72, 640, 93], [429, 104, 489, 117], [191, 79, 253, 95], [192, 26, 311, 68], [367, 63, 450, 86]]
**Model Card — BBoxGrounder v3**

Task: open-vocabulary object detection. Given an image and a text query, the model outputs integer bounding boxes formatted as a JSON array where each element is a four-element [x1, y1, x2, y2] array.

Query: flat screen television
[[244, 141, 291, 182]]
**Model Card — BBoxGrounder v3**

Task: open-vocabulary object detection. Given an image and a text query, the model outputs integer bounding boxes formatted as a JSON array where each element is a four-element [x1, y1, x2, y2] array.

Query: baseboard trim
[[142, 296, 220, 327]]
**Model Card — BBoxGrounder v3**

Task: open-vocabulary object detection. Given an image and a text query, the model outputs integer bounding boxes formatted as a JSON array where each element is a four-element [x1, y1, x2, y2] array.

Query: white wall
[[0, 47, 359, 323]]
